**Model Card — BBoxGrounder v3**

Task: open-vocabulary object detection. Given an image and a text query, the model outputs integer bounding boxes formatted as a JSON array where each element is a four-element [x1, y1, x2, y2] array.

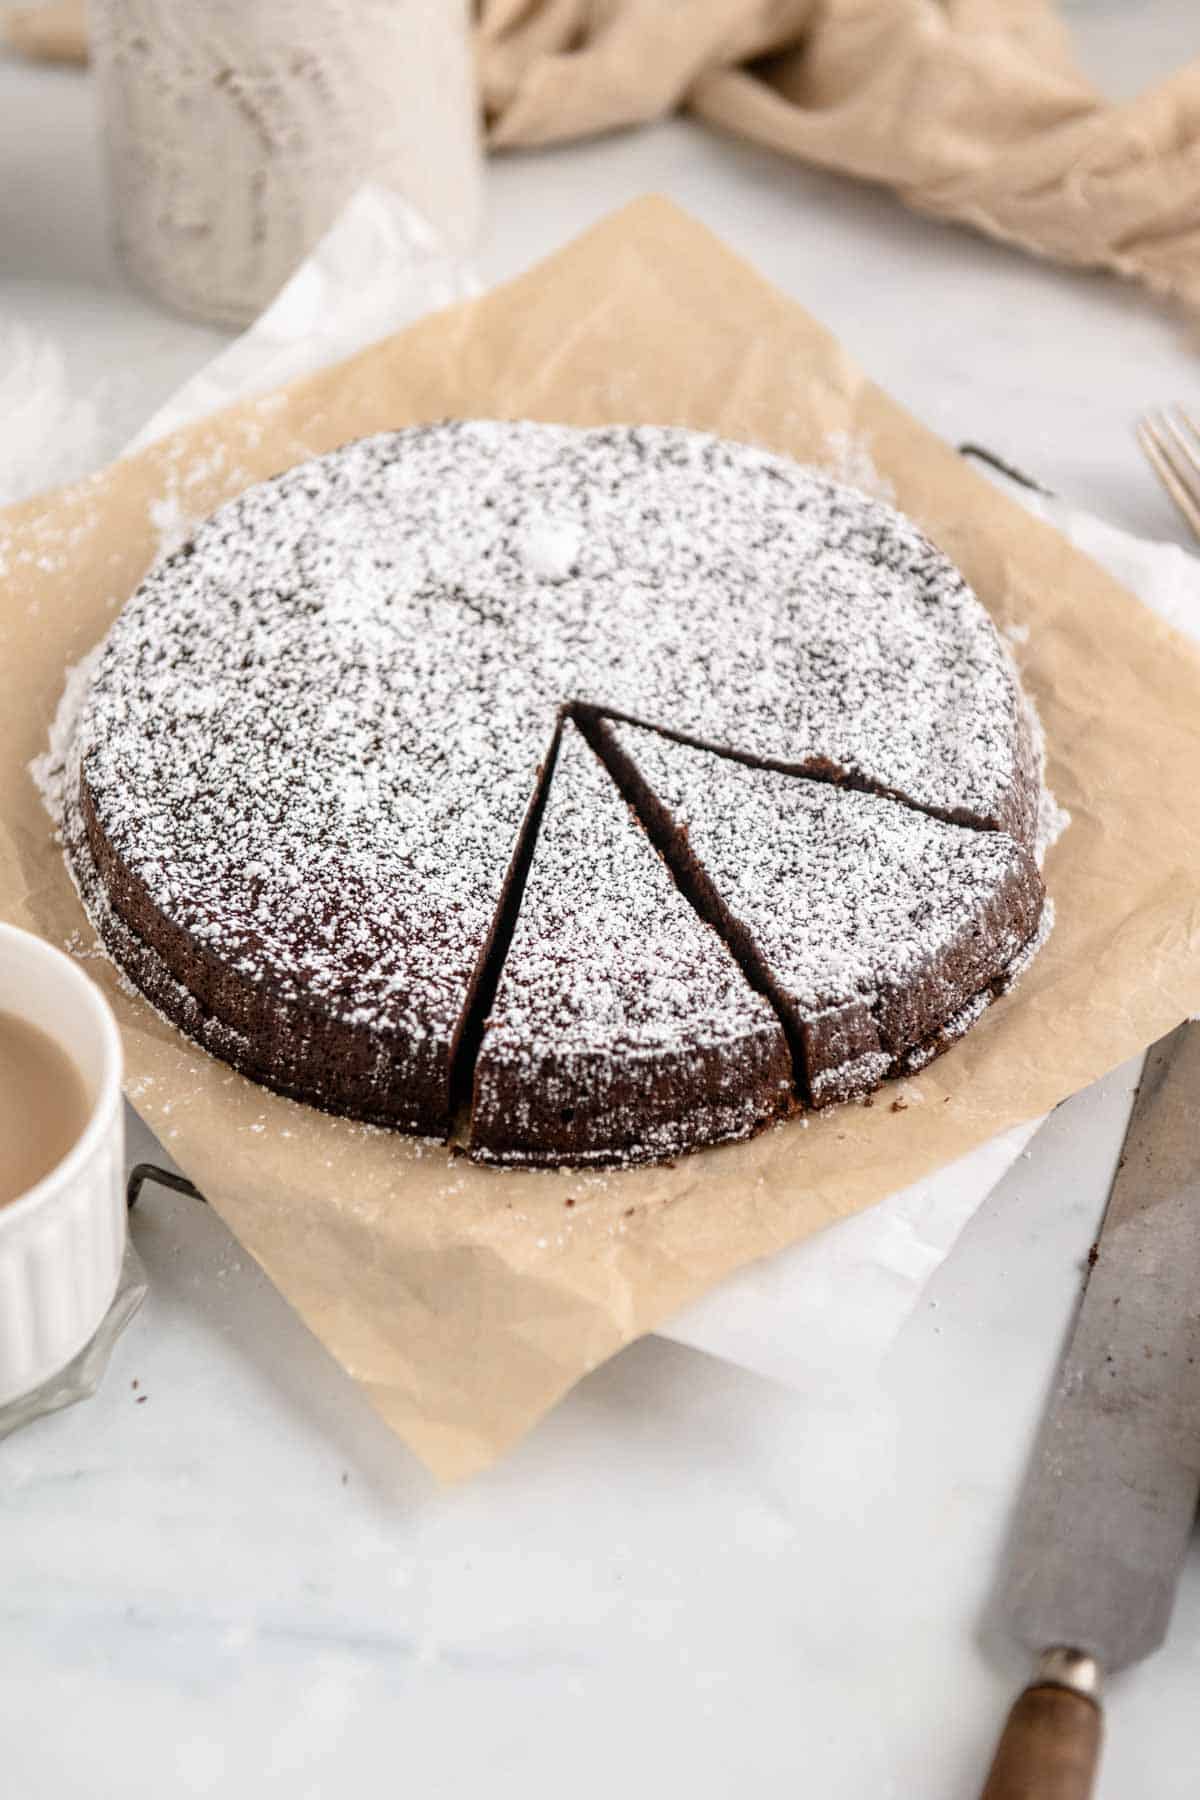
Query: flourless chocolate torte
[[66, 421, 1048, 1166], [471, 720, 793, 1166], [586, 720, 1044, 1109]]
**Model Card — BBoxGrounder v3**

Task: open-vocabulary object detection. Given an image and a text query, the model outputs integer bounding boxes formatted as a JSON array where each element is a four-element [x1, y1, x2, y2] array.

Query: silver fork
[[1137, 406, 1200, 541]]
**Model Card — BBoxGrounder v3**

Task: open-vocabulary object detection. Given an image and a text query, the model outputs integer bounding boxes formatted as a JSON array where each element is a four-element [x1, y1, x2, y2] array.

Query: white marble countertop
[[3, 14, 1200, 1796]]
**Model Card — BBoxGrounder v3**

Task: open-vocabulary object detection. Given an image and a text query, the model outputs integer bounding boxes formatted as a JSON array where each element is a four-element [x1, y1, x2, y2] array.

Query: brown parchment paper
[[4, 198, 1200, 1479]]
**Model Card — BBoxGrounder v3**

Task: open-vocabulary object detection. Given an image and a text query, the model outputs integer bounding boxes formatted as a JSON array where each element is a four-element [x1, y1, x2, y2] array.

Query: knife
[[981, 1021, 1200, 1800]]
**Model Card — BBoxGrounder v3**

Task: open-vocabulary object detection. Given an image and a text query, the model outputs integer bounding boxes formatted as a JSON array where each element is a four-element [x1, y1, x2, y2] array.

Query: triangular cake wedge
[[468, 721, 793, 1166], [587, 719, 1045, 1107]]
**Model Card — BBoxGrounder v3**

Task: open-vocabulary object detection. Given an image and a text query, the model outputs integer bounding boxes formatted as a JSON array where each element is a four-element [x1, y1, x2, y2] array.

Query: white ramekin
[[0, 924, 125, 1407]]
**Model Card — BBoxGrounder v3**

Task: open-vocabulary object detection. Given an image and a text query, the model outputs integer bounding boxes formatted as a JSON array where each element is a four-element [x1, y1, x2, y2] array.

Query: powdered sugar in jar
[[91, 0, 483, 328]]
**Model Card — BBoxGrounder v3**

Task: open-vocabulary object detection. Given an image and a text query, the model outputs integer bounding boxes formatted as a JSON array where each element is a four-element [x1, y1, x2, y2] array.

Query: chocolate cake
[[65, 420, 1048, 1166], [470, 721, 792, 1166], [584, 720, 1045, 1108]]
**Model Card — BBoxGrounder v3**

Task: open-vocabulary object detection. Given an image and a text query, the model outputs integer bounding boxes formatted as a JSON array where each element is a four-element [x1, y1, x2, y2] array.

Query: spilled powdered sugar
[[1037, 788, 1072, 863], [29, 645, 103, 830], [0, 325, 110, 507], [1018, 671, 1071, 866], [822, 430, 896, 504]]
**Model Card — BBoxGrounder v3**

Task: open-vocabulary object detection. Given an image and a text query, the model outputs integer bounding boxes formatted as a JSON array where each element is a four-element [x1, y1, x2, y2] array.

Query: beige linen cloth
[[5, 0, 1200, 311]]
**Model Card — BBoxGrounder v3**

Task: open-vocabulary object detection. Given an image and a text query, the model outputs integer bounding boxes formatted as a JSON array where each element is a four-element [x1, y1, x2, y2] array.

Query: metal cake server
[[981, 1020, 1200, 1799]]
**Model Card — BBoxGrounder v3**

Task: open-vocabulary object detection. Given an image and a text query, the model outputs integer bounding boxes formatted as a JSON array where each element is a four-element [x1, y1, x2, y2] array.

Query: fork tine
[[1137, 413, 1200, 542], [1162, 406, 1200, 487]]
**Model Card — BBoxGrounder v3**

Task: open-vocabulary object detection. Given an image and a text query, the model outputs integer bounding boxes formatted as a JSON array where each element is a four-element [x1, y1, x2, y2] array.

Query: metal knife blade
[[1002, 1019, 1200, 1674]]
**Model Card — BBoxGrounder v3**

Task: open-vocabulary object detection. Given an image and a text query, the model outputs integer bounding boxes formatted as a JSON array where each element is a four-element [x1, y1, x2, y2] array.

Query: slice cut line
[[569, 701, 1025, 841], [446, 715, 566, 1130]]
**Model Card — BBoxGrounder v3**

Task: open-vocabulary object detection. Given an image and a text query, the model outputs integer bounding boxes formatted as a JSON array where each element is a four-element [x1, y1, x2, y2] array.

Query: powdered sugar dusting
[[812, 1050, 891, 1106], [471, 722, 789, 1164], [613, 720, 1039, 1014], [65, 421, 1048, 1158], [486, 727, 776, 1058], [517, 515, 582, 582], [81, 441, 556, 1052], [606, 720, 1046, 1105]]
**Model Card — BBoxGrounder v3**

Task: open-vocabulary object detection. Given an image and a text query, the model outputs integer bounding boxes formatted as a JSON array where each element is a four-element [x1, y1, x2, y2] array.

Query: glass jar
[[90, 0, 483, 328]]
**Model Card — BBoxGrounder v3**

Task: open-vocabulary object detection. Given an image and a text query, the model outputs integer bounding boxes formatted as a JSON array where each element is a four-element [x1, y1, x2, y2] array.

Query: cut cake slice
[[588, 718, 1045, 1106], [468, 720, 793, 1165]]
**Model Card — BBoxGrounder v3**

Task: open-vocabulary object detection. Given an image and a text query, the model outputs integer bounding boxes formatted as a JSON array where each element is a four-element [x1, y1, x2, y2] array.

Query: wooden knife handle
[[981, 1682, 1102, 1800]]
